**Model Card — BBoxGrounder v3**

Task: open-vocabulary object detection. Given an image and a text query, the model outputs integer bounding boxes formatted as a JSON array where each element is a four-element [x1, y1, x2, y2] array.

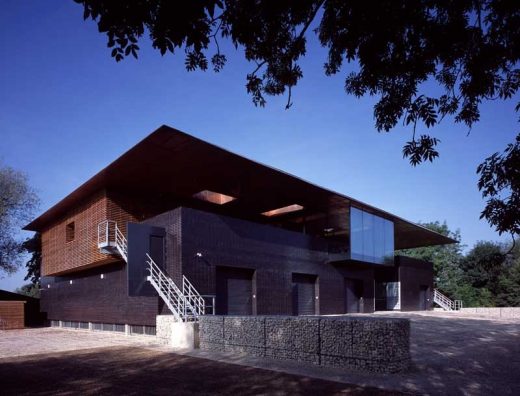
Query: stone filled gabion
[[224, 316, 265, 348], [199, 315, 411, 373]]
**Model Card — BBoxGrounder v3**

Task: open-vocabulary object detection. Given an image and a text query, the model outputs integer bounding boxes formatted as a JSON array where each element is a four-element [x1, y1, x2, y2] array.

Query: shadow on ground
[[377, 314, 520, 395], [0, 346, 404, 396]]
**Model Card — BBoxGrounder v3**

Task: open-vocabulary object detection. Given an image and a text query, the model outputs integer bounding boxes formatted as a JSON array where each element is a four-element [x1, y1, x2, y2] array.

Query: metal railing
[[434, 289, 463, 311], [97, 220, 128, 262], [201, 295, 216, 315], [98, 220, 205, 321], [183, 275, 205, 317], [146, 254, 203, 322], [114, 226, 128, 261], [146, 254, 184, 321]]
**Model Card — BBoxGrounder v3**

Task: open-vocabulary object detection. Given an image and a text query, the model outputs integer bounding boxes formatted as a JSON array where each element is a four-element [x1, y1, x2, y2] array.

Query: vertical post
[[88, 322, 93, 331], [212, 297, 216, 315], [125, 324, 130, 336]]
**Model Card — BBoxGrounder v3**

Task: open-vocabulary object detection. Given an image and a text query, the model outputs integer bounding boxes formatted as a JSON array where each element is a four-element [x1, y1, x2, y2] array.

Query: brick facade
[[40, 262, 159, 326], [147, 207, 377, 316], [41, 190, 141, 276]]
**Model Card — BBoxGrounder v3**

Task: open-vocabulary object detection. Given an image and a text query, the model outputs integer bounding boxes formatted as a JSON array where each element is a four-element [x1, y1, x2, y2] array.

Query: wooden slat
[[0, 301, 25, 329]]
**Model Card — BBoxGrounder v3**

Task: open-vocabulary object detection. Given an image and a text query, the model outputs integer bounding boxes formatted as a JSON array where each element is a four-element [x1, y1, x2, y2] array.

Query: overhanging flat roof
[[25, 125, 455, 249]]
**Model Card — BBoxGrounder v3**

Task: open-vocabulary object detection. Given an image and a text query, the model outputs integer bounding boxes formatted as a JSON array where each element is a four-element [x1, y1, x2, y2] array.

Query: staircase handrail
[[433, 289, 462, 311], [183, 275, 205, 316], [145, 254, 202, 321], [114, 225, 128, 262], [97, 220, 128, 262], [146, 254, 184, 321]]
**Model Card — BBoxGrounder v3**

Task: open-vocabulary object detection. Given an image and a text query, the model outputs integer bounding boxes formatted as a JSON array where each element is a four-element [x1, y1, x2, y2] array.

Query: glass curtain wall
[[350, 207, 394, 264]]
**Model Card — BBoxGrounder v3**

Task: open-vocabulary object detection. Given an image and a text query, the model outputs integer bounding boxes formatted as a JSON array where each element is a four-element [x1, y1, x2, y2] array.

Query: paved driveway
[[1, 313, 519, 395], [0, 327, 159, 358], [182, 312, 520, 395]]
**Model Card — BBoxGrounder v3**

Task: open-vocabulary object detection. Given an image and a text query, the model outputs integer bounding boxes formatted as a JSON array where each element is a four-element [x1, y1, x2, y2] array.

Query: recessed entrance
[[345, 278, 364, 313], [292, 273, 317, 315], [419, 285, 429, 310], [216, 267, 254, 315]]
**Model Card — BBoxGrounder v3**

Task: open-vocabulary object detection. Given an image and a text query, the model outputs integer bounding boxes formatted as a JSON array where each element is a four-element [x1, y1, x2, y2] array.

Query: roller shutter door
[[216, 267, 253, 315], [227, 272, 252, 315], [292, 273, 316, 315]]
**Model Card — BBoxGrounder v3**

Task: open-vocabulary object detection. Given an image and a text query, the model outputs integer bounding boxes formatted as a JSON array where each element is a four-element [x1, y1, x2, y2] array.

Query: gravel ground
[[0, 346, 404, 396], [0, 312, 518, 395], [181, 312, 520, 395], [0, 327, 159, 358]]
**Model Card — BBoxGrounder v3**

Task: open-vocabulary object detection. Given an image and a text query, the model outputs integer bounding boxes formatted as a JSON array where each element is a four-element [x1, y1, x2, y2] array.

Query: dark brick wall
[[397, 255, 434, 311], [149, 207, 379, 315], [143, 208, 183, 315], [40, 262, 159, 326], [39, 207, 434, 325]]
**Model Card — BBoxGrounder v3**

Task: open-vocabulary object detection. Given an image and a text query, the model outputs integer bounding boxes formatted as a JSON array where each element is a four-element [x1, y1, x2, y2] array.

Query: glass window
[[362, 210, 375, 263], [350, 207, 364, 261], [384, 219, 394, 264], [373, 215, 385, 264], [350, 207, 394, 264]]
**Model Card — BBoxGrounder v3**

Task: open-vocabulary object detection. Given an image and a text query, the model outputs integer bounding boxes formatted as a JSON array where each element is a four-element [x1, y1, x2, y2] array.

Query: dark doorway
[[127, 222, 166, 297], [345, 278, 364, 313], [419, 285, 429, 310], [216, 267, 254, 315], [292, 273, 317, 316]]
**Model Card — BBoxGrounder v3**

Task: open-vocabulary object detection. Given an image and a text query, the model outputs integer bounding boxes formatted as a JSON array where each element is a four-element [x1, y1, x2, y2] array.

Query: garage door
[[216, 267, 253, 315], [292, 273, 316, 315]]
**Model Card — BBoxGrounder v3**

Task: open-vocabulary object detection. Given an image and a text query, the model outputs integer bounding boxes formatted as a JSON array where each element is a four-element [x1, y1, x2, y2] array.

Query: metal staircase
[[97, 220, 205, 322], [433, 289, 463, 311], [97, 220, 128, 261], [146, 254, 204, 321]]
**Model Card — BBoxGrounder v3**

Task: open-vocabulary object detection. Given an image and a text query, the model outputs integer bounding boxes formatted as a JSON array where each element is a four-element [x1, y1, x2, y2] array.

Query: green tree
[[75, 0, 520, 238], [455, 283, 495, 307], [398, 221, 464, 297], [477, 135, 520, 244], [22, 233, 41, 286], [0, 165, 39, 276], [461, 241, 505, 293], [496, 243, 520, 306], [15, 283, 40, 299]]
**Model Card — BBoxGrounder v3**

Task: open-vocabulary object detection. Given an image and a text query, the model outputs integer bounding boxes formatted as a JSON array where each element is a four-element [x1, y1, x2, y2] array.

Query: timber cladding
[[0, 301, 25, 329], [41, 190, 138, 276]]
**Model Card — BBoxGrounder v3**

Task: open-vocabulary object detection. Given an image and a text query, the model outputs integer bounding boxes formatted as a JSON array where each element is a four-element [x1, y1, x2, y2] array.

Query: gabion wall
[[199, 315, 410, 373]]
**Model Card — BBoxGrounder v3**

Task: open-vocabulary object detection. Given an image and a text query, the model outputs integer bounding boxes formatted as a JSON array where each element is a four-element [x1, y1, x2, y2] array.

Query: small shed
[[0, 289, 45, 328], [0, 300, 25, 329]]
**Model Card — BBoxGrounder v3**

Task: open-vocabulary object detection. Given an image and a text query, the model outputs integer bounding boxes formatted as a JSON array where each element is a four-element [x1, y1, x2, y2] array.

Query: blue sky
[[0, 1, 517, 291]]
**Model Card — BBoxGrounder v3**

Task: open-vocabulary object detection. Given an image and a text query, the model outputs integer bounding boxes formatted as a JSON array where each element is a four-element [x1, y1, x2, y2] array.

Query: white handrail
[[97, 220, 128, 262], [434, 289, 463, 311], [146, 254, 203, 321], [146, 254, 183, 321], [115, 225, 128, 261], [97, 220, 204, 321], [183, 275, 205, 316]]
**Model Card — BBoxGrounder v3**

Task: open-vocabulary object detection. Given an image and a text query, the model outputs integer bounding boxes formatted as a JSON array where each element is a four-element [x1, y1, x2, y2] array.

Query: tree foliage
[[398, 221, 464, 296], [75, 0, 520, 239], [0, 165, 39, 275], [477, 134, 520, 241], [496, 244, 520, 306], [461, 241, 504, 290], [22, 233, 41, 286], [400, 222, 520, 307], [15, 283, 40, 299]]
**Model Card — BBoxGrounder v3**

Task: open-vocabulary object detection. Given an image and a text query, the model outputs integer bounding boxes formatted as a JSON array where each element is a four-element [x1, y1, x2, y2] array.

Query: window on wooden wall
[[66, 222, 75, 242]]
